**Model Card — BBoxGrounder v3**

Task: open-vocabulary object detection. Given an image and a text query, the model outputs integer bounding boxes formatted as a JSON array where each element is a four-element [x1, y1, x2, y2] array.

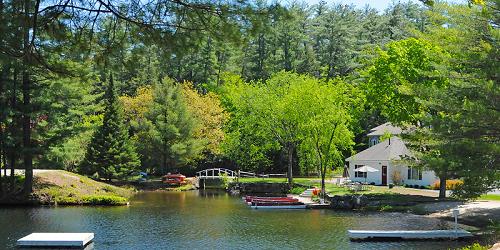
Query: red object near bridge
[[162, 174, 187, 185]]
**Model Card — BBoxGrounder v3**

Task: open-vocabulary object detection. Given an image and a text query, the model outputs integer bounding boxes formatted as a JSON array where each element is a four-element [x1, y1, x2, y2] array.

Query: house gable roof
[[346, 136, 411, 162], [367, 122, 402, 136]]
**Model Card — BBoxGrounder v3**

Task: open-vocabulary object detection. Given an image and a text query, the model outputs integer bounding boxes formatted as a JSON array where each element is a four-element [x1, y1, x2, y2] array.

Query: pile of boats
[[243, 195, 307, 209]]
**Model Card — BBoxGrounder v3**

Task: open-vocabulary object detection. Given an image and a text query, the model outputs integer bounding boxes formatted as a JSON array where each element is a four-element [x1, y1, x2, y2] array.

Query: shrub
[[370, 182, 375, 185], [289, 186, 307, 195], [391, 171, 403, 185], [380, 205, 393, 211], [388, 183, 394, 189], [102, 185, 115, 193], [460, 243, 490, 250], [404, 184, 410, 188], [220, 173, 230, 189], [82, 195, 128, 205], [56, 196, 79, 205], [431, 179, 463, 190]]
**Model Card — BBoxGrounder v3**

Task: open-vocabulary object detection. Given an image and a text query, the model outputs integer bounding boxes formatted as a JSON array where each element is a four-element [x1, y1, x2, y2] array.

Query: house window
[[408, 167, 422, 180], [369, 137, 379, 147], [354, 165, 367, 178]]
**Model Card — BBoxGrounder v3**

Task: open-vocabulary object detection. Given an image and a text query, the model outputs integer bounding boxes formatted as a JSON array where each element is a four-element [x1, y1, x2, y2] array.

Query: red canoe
[[251, 201, 304, 206], [244, 196, 294, 203]]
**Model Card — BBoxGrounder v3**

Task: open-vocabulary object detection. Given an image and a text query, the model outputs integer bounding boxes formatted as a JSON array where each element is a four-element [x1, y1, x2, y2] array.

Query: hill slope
[[33, 170, 134, 205]]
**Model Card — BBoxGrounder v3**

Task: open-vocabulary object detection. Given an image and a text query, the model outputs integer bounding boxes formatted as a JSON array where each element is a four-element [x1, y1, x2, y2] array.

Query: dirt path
[[423, 200, 500, 228]]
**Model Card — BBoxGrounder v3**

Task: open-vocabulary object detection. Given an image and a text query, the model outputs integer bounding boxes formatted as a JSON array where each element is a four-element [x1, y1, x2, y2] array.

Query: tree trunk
[[0, 122, 3, 196], [439, 175, 447, 199], [9, 155, 15, 190], [320, 163, 326, 201], [0, 0, 4, 196], [9, 66, 18, 192], [22, 0, 33, 195], [287, 144, 294, 187], [163, 153, 167, 175]]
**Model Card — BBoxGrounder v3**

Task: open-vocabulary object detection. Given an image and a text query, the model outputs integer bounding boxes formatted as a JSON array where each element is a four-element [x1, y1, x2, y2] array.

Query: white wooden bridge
[[195, 168, 286, 189], [195, 168, 286, 179], [196, 168, 237, 179]]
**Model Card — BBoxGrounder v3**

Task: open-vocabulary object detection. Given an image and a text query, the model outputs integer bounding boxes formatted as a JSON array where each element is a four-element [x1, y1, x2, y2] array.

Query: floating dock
[[348, 230, 472, 240], [17, 233, 94, 248]]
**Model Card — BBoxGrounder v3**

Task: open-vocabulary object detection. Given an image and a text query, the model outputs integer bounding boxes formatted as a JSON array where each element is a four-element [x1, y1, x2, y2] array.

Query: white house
[[366, 122, 402, 147], [345, 124, 438, 186]]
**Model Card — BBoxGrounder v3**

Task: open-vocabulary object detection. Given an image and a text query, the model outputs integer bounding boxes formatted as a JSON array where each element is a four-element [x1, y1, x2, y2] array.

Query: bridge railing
[[196, 168, 287, 179], [196, 168, 236, 179]]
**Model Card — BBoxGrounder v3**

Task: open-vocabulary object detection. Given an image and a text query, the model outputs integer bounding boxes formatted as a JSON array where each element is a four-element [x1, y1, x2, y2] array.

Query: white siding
[[401, 165, 439, 186], [348, 160, 438, 186], [348, 160, 389, 185]]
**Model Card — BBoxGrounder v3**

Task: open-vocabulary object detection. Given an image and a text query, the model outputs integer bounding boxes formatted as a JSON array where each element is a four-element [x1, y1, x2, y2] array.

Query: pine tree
[[137, 78, 203, 174], [81, 74, 140, 180]]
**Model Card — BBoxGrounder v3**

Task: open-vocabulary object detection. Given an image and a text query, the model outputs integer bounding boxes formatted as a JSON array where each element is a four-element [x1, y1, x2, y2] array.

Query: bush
[[289, 186, 307, 195], [391, 171, 403, 185], [404, 184, 410, 188], [370, 182, 375, 185], [56, 196, 79, 205], [380, 205, 393, 211], [388, 183, 394, 189], [82, 195, 128, 205], [431, 179, 463, 190], [459, 243, 490, 250], [102, 185, 115, 193]]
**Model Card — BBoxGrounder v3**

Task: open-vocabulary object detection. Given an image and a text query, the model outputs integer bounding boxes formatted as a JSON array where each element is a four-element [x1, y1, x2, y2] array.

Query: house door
[[382, 166, 387, 185]]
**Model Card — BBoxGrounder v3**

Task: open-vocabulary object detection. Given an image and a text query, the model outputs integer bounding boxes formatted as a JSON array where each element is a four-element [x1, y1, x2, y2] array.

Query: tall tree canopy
[[81, 76, 140, 180]]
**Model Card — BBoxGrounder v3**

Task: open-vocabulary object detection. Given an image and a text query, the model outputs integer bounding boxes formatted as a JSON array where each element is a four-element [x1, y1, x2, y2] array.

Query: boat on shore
[[243, 195, 306, 209], [251, 204, 307, 209], [244, 195, 293, 202], [245, 197, 299, 205]]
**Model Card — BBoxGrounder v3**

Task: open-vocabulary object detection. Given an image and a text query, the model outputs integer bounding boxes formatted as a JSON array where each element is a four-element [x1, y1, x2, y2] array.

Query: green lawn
[[478, 194, 500, 201], [237, 177, 381, 195]]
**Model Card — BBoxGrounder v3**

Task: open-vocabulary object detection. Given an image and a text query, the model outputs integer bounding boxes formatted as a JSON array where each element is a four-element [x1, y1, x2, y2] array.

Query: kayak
[[244, 196, 294, 203], [251, 204, 307, 209], [251, 201, 304, 206]]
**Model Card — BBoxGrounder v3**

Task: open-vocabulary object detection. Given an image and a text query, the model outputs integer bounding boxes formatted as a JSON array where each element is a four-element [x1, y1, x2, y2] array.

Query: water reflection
[[1, 191, 472, 249]]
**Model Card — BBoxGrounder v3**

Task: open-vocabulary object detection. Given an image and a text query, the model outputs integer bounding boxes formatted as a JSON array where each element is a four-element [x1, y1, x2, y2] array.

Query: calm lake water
[[0, 191, 472, 249]]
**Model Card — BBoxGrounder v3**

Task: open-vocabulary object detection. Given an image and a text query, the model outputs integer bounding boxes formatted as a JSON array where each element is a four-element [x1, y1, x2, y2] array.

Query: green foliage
[[458, 243, 490, 250], [135, 78, 203, 174], [362, 38, 449, 124], [222, 72, 362, 190], [81, 76, 140, 180], [220, 173, 230, 189], [289, 186, 307, 195], [81, 195, 128, 205]]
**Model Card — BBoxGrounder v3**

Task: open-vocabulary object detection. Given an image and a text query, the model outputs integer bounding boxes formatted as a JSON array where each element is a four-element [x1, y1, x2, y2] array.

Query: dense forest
[[0, 0, 498, 198]]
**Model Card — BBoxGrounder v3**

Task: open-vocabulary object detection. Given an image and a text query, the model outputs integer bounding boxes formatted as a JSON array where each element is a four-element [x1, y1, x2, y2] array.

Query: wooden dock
[[17, 233, 94, 248], [348, 230, 472, 240]]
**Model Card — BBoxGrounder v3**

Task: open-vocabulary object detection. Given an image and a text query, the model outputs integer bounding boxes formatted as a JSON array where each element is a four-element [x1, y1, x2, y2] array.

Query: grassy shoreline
[[0, 170, 135, 206]]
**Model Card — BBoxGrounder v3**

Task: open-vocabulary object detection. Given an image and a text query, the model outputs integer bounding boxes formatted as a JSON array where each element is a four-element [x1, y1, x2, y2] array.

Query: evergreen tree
[[81, 75, 140, 180], [137, 78, 203, 174]]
